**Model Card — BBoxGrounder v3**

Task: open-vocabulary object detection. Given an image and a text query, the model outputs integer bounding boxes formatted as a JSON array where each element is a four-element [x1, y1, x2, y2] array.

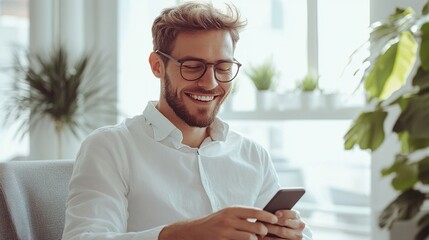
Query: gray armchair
[[0, 160, 74, 240]]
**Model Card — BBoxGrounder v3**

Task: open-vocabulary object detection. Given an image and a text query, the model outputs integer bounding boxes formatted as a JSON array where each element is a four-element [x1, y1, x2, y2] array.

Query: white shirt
[[62, 101, 312, 240]]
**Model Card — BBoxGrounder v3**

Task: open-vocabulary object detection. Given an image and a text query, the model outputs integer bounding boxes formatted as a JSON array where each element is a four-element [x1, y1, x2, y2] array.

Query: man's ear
[[149, 52, 164, 78]]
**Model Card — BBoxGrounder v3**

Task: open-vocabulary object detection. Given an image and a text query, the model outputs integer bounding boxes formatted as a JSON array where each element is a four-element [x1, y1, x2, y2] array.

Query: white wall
[[369, 1, 427, 239]]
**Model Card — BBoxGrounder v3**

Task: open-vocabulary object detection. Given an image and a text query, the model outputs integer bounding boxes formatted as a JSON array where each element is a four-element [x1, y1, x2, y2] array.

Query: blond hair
[[152, 1, 247, 54]]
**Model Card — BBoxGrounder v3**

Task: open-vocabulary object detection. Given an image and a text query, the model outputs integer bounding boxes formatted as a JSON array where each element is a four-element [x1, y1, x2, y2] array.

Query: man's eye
[[182, 61, 205, 71], [216, 63, 233, 73]]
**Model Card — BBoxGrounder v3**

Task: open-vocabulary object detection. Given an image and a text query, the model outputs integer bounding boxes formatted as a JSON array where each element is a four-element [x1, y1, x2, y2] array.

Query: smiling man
[[62, 2, 312, 240]]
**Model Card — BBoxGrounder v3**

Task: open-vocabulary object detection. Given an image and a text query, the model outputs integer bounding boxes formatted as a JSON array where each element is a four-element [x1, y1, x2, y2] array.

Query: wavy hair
[[152, 1, 247, 55]]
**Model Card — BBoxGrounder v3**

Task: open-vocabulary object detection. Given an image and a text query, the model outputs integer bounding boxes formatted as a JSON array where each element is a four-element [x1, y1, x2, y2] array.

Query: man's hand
[[159, 206, 278, 240], [262, 209, 306, 240]]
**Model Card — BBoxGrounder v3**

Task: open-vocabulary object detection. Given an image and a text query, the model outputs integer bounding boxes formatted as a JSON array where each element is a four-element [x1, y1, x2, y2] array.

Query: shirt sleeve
[[62, 129, 165, 240], [253, 145, 313, 240]]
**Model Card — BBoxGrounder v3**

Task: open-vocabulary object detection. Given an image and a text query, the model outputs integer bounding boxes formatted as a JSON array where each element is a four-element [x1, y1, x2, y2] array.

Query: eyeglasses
[[155, 50, 241, 83]]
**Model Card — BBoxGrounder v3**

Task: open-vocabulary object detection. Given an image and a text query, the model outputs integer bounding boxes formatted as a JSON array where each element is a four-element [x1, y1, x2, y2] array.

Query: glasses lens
[[215, 62, 240, 82], [180, 60, 206, 81]]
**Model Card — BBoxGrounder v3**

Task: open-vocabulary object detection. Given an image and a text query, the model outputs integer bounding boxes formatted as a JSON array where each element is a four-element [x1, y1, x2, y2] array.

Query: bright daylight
[[1, 0, 429, 240]]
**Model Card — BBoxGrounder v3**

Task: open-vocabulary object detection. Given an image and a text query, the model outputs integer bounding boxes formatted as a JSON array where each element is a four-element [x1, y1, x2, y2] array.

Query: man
[[62, 2, 312, 240]]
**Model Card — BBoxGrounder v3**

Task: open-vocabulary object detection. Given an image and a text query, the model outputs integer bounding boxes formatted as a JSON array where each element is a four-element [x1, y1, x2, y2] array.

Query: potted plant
[[344, 2, 429, 240], [2, 47, 116, 159], [245, 59, 278, 111], [296, 72, 319, 109]]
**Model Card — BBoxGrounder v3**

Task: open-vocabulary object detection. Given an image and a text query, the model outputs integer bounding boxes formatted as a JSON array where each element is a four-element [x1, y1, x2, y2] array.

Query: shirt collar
[[142, 101, 229, 143]]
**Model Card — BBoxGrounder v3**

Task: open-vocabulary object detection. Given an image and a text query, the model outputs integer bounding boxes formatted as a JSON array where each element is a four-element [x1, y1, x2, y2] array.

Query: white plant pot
[[300, 92, 319, 109], [256, 90, 274, 111], [323, 93, 341, 109]]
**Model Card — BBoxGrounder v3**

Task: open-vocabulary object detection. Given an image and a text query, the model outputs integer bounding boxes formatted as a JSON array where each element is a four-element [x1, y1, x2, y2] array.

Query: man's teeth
[[190, 94, 214, 102]]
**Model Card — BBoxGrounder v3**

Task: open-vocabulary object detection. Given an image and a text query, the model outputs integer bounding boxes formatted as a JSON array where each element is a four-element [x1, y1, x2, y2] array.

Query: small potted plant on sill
[[2, 47, 116, 159], [296, 72, 320, 109], [244, 58, 278, 111], [344, 2, 429, 240]]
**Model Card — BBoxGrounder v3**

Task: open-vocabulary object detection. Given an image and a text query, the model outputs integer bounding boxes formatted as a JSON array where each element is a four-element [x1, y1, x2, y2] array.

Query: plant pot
[[256, 90, 274, 111], [299, 91, 319, 109], [390, 212, 426, 240], [323, 93, 341, 109]]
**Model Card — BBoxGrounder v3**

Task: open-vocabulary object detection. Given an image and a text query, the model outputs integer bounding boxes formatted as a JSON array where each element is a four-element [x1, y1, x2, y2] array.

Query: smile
[[189, 94, 215, 102]]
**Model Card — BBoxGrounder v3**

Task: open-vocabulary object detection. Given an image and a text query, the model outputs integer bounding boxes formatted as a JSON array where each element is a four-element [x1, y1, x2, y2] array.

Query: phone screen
[[263, 188, 305, 238], [263, 187, 305, 213]]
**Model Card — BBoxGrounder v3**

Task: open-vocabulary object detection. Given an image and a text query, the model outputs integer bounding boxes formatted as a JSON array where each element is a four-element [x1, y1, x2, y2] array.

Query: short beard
[[164, 73, 223, 128]]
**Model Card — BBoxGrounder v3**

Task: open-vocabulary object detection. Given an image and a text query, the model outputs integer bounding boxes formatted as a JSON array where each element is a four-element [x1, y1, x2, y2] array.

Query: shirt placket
[[196, 148, 220, 212]]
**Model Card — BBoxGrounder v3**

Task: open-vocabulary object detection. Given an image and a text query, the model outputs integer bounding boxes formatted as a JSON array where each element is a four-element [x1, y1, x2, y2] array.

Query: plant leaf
[[381, 154, 408, 176], [418, 157, 429, 184], [393, 94, 429, 138], [344, 109, 387, 151], [379, 189, 425, 229], [398, 132, 429, 153], [365, 31, 417, 101], [412, 66, 429, 91], [420, 22, 429, 71], [381, 154, 419, 191], [392, 162, 418, 191]]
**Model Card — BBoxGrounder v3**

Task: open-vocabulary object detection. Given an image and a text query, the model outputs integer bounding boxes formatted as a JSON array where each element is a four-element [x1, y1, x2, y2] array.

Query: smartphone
[[263, 187, 305, 213], [263, 187, 305, 238]]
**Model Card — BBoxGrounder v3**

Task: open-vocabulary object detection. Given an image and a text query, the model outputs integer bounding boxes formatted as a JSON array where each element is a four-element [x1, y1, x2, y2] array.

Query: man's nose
[[197, 65, 218, 89]]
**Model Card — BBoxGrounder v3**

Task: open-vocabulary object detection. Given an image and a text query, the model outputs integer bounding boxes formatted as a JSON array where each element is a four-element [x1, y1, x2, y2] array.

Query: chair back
[[0, 160, 74, 240]]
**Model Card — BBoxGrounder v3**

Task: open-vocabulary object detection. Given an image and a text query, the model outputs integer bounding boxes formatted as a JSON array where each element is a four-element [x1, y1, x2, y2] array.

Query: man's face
[[159, 30, 235, 128]]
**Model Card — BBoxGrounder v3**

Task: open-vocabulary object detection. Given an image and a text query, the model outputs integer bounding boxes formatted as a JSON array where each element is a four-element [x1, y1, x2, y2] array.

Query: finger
[[234, 219, 268, 236], [231, 207, 278, 224], [277, 219, 306, 230], [266, 224, 304, 239], [275, 209, 300, 220]]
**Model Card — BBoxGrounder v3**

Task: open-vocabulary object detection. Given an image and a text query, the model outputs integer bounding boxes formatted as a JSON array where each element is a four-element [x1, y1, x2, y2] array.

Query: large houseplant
[[3, 47, 115, 159], [344, 2, 429, 239]]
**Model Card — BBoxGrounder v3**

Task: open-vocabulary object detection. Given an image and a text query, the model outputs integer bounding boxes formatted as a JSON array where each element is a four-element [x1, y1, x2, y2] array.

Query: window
[[0, 0, 29, 161]]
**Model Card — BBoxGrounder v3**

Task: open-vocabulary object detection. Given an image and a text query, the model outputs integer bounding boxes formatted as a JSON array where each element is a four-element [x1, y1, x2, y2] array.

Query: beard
[[164, 73, 225, 128]]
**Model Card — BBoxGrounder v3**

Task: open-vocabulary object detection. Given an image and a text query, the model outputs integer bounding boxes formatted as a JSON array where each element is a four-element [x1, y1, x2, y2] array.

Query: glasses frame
[[155, 50, 241, 83]]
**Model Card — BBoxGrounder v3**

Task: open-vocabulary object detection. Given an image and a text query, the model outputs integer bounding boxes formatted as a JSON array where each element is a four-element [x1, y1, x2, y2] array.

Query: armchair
[[0, 159, 74, 240]]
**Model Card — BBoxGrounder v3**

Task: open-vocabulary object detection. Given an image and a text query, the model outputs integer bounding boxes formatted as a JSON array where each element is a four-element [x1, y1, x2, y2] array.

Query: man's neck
[[179, 125, 209, 148], [155, 102, 210, 148]]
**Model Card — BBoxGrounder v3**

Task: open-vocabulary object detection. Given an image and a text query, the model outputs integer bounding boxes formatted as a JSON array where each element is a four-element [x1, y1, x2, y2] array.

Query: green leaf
[[245, 59, 278, 90], [365, 31, 417, 100], [389, 8, 414, 23], [391, 163, 418, 191], [381, 154, 408, 176], [420, 23, 429, 71], [381, 154, 418, 191], [418, 157, 429, 184], [412, 66, 429, 90], [393, 94, 429, 139], [379, 189, 425, 229], [398, 132, 429, 153], [344, 109, 387, 151]]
